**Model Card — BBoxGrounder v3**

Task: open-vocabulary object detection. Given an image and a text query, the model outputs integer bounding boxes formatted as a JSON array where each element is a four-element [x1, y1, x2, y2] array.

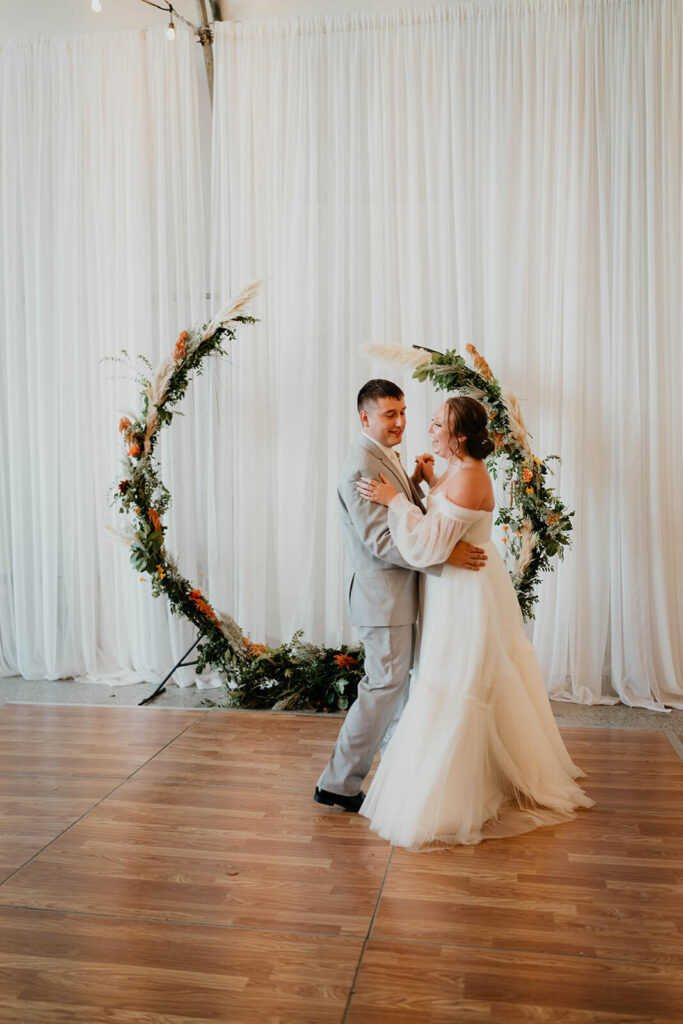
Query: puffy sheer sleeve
[[387, 493, 481, 568]]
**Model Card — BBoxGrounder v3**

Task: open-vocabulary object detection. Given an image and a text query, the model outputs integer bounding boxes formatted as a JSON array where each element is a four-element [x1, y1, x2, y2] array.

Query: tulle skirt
[[360, 545, 594, 849]]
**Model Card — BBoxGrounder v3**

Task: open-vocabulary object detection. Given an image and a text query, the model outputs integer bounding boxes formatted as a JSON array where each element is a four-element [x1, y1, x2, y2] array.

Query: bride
[[355, 396, 593, 849]]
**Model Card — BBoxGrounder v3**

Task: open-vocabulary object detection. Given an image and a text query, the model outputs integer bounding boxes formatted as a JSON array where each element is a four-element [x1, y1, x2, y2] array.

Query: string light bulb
[[90, 1, 187, 46]]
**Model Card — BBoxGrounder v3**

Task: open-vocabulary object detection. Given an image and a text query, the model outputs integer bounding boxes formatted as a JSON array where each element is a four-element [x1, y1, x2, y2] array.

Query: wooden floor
[[0, 705, 681, 1023]]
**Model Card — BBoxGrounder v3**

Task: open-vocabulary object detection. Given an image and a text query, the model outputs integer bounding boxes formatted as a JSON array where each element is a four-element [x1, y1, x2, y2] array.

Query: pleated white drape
[[211, 0, 682, 708], [0, 27, 212, 684], [1, 3, 681, 707]]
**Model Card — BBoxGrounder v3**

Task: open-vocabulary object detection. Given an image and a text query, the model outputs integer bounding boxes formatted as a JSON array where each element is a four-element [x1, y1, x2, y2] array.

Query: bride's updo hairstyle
[[445, 396, 495, 460]]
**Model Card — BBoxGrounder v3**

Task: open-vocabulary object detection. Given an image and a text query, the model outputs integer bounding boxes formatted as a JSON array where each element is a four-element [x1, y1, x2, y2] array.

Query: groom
[[315, 379, 487, 812]]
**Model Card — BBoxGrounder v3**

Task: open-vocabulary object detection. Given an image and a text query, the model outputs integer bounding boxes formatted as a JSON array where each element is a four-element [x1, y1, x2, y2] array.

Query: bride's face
[[428, 404, 452, 458], [430, 403, 466, 460]]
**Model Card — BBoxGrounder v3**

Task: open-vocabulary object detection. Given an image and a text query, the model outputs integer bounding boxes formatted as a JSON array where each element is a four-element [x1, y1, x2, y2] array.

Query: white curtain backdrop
[[211, 0, 682, 708], [1, 3, 681, 707], [0, 27, 214, 685]]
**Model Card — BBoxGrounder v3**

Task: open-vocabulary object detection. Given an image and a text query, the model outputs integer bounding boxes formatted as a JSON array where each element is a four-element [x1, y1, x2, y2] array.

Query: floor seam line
[[0, 712, 210, 890], [663, 728, 683, 764], [341, 845, 394, 1024]]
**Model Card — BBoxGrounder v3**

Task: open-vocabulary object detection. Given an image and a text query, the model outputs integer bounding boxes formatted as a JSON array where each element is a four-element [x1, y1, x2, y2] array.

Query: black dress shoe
[[314, 786, 365, 813]]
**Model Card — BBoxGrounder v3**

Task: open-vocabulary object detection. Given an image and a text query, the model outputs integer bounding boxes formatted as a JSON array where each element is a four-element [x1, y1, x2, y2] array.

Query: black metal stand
[[412, 343, 442, 354], [138, 632, 205, 706]]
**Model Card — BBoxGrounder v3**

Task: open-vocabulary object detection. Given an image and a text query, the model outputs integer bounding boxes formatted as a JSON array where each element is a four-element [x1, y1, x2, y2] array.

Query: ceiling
[[0, 0, 440, 38], [0, 0, 216, 37]]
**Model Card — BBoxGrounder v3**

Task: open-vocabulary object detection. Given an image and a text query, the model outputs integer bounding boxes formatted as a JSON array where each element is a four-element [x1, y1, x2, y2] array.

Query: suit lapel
[[375, 449, 411, 498], [357, 435, 426, 512], [406, 474, 427, 513]]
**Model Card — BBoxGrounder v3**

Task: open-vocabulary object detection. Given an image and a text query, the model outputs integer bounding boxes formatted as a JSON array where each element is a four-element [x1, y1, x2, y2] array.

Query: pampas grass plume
[[362, 343, 433, 368], [515, 519, 536, 574], [202, 280, 262, 341], [148, 356, 175, 410], [503, 387, 532, 455], [143, 406, 159, 456], [103, 525, 134, 550]]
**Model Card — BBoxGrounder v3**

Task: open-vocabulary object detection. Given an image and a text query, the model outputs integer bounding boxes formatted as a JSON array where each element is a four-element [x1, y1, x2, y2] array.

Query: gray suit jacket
[[338, 435, 440, 627]]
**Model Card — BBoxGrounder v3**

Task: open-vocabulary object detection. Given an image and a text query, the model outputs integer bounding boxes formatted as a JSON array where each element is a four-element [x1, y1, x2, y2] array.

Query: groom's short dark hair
[[357, 379, 404, 413]]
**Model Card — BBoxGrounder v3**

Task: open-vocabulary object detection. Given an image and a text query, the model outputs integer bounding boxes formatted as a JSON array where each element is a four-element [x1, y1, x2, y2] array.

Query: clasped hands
[[412, 453, 435, 486]]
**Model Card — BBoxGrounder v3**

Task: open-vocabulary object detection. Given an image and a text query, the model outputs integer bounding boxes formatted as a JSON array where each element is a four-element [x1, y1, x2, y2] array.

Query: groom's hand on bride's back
[[447, 541, 487, 571]]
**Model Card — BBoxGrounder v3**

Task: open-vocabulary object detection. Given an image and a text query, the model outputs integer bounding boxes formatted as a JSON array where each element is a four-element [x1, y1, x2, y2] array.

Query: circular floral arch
[[110, 296, 572, 710]]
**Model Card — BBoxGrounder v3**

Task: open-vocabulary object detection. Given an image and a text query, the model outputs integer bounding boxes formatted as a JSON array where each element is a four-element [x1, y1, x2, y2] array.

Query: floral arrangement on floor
[[107, 284, 363, 711], [365, 342, 574, 620]]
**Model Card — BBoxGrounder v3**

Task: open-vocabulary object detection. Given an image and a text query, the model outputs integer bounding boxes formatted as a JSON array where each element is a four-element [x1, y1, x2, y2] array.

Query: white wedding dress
[[360, 479, 594, 850]]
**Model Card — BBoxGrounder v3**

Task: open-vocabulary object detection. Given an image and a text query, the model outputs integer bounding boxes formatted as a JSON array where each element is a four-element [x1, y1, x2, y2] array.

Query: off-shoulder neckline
[[431, 492, 494, 515]]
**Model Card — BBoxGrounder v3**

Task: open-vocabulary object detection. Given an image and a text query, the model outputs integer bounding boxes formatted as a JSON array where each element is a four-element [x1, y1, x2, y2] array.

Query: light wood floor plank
[[0, 705, 203, 778], [132, 708, 369, 791], [0, 907, 360, 1024], [371, 731, 683, 964], [0, 779, 389, 935], [562, 729, 683, 815], [1, 707, 681, 1023], [346, 940, 683, 1022], [0, 775, 119, 882]]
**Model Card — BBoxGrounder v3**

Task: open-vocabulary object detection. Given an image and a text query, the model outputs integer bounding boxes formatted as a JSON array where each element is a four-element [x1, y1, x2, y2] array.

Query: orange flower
[[522, 467, 533, 483], [465, 343, 494, 382], [202, 603, 219, 624], [148, 508, 162, 532], [492, 432, 504, 451], [119, 418, 137, 445], [547, 514, 558, 525], [190, 590, 219, 623], [334, 654, 358, 670], [174, 330, 188, 362], [502, 536, 509, 543], [526, 486, 534, 495], [242, 637, 266, 656], [128, 442, 141, 457], [156, 564, 166, 580]]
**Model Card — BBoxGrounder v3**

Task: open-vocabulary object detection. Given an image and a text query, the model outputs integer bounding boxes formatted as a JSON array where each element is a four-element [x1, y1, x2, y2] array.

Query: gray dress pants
[[317, 623, 414, 797]]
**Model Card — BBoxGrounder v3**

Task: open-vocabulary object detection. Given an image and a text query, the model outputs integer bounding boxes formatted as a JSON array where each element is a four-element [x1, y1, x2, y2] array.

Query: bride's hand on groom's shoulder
[[356, 473, 398, 507]]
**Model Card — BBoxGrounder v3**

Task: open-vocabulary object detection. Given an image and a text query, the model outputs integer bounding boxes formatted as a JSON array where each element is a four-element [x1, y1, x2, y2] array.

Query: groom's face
[[360, 396, 406, 449]]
